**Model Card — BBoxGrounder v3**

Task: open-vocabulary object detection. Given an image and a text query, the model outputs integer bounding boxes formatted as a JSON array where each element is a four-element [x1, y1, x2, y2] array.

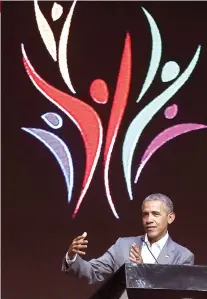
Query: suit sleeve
[[182, 253, 194, 265], [61, 238, 121, 284], [179, 250, 195, 265]]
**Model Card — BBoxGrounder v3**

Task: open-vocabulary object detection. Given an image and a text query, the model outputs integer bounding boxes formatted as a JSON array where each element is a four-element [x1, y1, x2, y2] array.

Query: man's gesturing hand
[[68, 232, 88, 259], [129, 242, 143, 264]]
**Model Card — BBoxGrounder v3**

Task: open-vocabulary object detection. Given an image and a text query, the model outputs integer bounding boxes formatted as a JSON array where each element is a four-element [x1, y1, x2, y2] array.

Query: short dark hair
[[142, 193, 174, 213]]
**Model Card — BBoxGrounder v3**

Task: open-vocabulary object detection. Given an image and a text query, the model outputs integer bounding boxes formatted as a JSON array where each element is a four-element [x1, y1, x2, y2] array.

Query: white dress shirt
[[141, 232, 169, 263], [65, 232, 169, 265]]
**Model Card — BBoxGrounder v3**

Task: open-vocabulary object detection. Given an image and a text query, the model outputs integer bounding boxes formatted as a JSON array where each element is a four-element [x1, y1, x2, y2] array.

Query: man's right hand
[[68, 232, 88, 259], [129, 242, 143, 264]]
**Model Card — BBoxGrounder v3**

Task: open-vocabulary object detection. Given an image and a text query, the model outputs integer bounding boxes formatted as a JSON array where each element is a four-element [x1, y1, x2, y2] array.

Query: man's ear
[[168, 212, 175, 224]]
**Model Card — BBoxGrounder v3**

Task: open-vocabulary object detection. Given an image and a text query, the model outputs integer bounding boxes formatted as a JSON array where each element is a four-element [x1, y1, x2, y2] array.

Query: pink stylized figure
[[135, 105, 207, 184]]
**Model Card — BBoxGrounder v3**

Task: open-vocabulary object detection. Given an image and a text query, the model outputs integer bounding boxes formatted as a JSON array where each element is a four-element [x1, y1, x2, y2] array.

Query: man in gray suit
[[62, 193, 194, 296]]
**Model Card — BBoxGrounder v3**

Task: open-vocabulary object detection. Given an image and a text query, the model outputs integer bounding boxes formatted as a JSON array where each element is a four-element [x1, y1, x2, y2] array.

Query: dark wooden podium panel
[[89, 263, 207, 299]]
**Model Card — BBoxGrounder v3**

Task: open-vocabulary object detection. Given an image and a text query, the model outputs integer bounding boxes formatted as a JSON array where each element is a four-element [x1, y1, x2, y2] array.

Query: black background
[[2, 1, 207, 299]]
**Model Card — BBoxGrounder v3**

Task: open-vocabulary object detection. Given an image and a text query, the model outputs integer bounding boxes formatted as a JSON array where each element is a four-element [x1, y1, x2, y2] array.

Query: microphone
[[141, 237, 159, 264]]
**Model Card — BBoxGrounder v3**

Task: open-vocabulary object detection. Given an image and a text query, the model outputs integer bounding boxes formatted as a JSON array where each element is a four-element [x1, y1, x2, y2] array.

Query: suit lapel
[[157, 236, 176, 264]]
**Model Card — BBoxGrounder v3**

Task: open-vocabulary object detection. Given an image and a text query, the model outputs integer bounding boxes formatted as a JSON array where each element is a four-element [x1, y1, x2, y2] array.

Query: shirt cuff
[[65, 252, 77, 264]]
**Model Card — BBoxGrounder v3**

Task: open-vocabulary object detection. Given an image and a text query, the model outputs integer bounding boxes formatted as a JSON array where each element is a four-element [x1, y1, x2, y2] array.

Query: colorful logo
[[21, 1, 206, 219]]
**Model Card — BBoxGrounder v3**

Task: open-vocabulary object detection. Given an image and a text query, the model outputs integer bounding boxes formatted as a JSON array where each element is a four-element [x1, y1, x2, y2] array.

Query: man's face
[[142, 200, 175, 243]]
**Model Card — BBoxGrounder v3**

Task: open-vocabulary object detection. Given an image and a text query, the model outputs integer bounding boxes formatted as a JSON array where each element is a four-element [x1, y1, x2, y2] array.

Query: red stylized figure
[[22, 33, 131, 218]]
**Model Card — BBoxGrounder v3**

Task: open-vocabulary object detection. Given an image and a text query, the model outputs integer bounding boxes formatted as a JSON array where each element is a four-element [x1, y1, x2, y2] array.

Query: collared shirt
[[141, 232, 169, 264], [66, 252, 77, 264]]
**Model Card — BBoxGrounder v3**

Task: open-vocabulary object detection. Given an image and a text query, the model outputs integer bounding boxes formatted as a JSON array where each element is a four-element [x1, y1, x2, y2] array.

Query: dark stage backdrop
[[2, 1, 207, 299]]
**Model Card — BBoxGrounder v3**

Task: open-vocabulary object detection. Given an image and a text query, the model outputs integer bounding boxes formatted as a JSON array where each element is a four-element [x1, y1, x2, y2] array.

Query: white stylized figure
[[34, 0, 77, 93]]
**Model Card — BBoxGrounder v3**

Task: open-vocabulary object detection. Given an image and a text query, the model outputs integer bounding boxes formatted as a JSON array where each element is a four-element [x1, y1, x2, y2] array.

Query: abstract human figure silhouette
[[22, 1, 132, 218], [22, 2, 205, 219], [21, 24, 131, 219], [89, 35, 131, 219], [122, 7, 202, 200], [34, 0, 77, 93], [22, 113, 74, 203]]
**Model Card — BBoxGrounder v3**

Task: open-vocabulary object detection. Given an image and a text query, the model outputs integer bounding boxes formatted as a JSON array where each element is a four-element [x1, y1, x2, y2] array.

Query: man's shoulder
[[171, 238, 194, 257]]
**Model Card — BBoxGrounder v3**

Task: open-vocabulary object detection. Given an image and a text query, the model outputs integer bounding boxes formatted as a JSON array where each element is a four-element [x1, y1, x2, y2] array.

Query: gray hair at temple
[[142, 193, 174, 214]]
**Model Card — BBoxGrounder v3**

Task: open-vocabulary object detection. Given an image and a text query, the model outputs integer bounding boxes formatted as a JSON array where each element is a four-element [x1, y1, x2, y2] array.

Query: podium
[[89, 263, 207, 299]]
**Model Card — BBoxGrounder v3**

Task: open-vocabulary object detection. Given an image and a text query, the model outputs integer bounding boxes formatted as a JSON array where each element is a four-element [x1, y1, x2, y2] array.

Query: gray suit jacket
[[62, 235, 194, 298]]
